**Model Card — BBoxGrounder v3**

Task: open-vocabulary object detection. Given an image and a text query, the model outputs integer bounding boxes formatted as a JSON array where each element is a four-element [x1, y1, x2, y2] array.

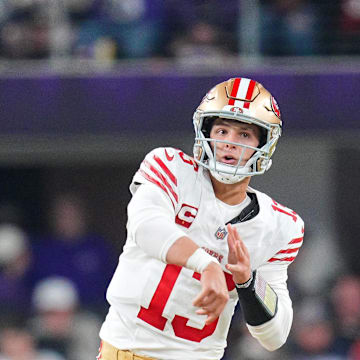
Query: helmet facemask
[[193, 111, 281, 184]]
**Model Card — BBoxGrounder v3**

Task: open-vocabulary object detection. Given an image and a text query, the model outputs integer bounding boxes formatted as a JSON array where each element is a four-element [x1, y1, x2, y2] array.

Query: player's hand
[[192, 262, 229, 325], [225, 224, 252, 284]]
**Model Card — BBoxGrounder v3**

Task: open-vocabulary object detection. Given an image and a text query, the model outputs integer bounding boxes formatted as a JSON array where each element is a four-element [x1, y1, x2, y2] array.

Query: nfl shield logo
[[215, 227, 228, 240]]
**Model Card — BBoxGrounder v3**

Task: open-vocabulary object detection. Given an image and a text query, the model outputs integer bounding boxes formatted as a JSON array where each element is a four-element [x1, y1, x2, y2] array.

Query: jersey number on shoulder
[[271, 199, 298, 222], [178, 151, 199, 172], [137, 265, 234, 342]]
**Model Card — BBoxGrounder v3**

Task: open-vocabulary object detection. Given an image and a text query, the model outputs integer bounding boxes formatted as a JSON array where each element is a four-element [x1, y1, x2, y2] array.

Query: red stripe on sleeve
[[153, 155, 177, 185], [268, 256, 296, 263], [143, 160, 178, 203], [243, 80, 256, 109], [289, 236, 303, 244], [276, 247, 301, 255], [228, 78, 241, 105], [139, 169, 175, 209]]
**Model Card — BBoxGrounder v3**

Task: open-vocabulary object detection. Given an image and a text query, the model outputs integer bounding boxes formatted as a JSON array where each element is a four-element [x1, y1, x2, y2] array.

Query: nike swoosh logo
[[165, 149, 174, 161]]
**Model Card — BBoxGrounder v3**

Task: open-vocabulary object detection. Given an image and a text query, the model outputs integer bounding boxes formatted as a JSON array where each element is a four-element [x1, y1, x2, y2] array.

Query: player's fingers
[[234, 239, 247, 264], [240, 237, 249, 256], [226, 224, 236, 247], [227, 223, 235, 238], [192, 290, 207, 307], [226, 262, 240, 272], [196, 302, 225, 322], [227, 235, 235, 254], [205, 313, 219, 325], [193, 289, 216, 307], [232, 226, 241, 241]]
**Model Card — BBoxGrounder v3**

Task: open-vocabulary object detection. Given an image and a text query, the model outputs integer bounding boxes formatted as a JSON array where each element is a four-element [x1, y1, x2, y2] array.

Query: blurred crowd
[[0, 0, 359, 62], [0, 193, 117, 360], [0, 192, 359, 360]]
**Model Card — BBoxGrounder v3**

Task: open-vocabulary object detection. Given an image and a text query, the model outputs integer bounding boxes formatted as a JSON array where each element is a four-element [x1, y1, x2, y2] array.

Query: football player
[[98, 78, 304, 360]]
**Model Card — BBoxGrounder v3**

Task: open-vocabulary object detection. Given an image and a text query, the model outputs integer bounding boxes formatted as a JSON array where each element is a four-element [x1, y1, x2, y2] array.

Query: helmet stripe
[[228, 78, 253, 109], [228, 78, 241, 105], [243, 80, 256, 109]]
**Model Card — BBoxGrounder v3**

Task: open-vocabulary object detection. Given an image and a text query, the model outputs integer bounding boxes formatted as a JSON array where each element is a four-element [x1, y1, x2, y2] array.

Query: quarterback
[[98, 77, 304, 360]]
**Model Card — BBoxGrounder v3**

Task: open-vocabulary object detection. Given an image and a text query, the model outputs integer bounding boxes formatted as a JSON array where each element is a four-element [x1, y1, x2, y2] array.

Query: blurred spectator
[[330, 274, 360, 357], [0, 325, 65, 360], [259, 0, 319, 56], [288, 227, 346, 299], [0, 1, 50, 59], [74, 0, 165, 60], [168, 21, 234, 66], [28, 276, 101, 360], [349, 339, 360, 360], [337, 0, 360, 54], [290, 297, 346, 360], [0, 223, 32, 316], [28, 193, 117, 313], [164, 0, 238, 62]]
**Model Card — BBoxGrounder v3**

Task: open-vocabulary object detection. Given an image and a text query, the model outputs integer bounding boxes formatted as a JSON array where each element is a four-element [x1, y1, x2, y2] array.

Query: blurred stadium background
[[0, 1, 359, 359]]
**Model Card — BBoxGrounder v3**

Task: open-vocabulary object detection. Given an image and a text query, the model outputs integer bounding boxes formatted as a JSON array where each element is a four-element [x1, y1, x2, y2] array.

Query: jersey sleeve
[[127, 148, 187, 262], [245, 200, 305, 351], [267, 218, 304, 266], [130, 147, 180, 210]]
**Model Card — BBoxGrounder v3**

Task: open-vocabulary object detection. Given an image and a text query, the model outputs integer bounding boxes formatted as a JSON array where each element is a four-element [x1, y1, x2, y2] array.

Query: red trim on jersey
[[243, 80, 256, 109], [143, 160, 178, 203], [228, 78, 241, 105], [268, 256, 296, 263], [276, 247, 300, 255], [224, 271, 235, 291], [139, 169, 175, 209], [193, 272, 201, 281], [269, 235, 303, 262], [153, 155, 177, 185], [164, 148, 174, 161], [289, 236, 303, 244]]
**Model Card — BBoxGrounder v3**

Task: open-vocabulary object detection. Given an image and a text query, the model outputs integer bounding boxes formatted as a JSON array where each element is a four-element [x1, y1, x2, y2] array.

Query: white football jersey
[[99, 147, 304, 360]]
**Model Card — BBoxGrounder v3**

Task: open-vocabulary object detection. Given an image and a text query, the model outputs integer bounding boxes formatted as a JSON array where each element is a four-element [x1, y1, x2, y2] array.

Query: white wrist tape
[[186, 248, 219, 273]]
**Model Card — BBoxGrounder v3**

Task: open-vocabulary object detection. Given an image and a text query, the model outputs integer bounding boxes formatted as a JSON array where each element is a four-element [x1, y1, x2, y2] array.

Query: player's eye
[[217, 128, 227, 135]]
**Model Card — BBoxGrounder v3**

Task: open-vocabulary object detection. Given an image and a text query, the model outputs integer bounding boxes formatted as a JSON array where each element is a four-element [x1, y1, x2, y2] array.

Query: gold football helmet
[[193, 77, 282, 184]]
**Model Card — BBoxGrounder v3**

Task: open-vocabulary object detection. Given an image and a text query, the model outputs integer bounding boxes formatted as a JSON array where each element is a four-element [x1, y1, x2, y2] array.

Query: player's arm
[[244, 265, 293, 352], [128, 183, 229, 324], [225, 224, 292, 351]]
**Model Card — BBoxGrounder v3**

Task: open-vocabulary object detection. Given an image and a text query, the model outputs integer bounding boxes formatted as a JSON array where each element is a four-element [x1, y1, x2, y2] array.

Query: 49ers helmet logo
[[229, 106, 243, 113], [271, 96, 281, 119], [175, 204, 198, 229]]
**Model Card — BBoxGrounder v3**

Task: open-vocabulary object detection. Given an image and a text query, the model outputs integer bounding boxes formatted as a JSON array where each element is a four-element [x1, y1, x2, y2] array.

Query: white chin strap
[[208, 159, 251, 184], [210, 170, 247, 184]]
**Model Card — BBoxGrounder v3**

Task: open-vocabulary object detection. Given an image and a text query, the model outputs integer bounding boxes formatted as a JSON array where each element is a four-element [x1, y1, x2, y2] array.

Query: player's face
[[209, 118, 261, 166]]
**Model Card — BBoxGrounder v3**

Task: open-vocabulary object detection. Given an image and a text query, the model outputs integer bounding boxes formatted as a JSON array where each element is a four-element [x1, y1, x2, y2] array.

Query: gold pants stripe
[[98, 340, 157, 360]]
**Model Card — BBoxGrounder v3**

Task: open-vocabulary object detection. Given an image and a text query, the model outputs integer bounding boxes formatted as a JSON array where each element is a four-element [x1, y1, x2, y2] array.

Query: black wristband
[[236, 271, 278, 326]]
